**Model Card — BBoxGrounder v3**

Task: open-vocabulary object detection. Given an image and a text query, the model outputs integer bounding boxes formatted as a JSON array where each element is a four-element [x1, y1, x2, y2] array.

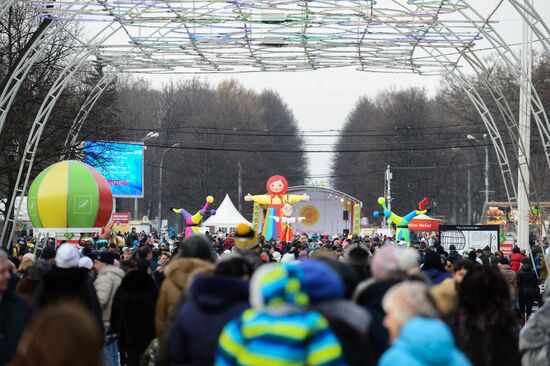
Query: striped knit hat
[[234, 223, 259, 251]]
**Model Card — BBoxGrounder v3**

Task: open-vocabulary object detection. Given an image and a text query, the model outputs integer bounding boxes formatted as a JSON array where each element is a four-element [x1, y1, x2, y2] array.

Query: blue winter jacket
[[167, 275, 250, 366], [379, 317, 472, 366]]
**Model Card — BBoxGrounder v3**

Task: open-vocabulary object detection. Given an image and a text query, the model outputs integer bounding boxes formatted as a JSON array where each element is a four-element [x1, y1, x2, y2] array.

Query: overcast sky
[[92, 0, 550, 181]]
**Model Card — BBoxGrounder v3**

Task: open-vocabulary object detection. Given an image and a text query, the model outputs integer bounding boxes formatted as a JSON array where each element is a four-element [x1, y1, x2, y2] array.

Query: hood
[[99, 264, 125, 280], [164, 258, 211, 289], [250, 263, 309, 313], [298, 259, 344, 304], [395, 317, 457, 365], [190, 275, 249, 311]]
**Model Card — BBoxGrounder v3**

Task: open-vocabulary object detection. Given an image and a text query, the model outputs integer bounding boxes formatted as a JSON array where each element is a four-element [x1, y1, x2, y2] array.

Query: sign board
[[112, 212, 130, 234], [83, 141, 144, 198], [439, 225, 500, 252], [499, 242, 514, 256]]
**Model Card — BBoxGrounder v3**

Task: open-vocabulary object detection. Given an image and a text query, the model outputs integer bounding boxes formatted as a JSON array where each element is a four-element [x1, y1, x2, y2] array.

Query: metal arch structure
[[456, 1, 550, 174], [0, 20, 56, 135], [0, 49, 95, 247], [1, 0, 550, 247], [288, 186, 363, 207], [0, 0, 18, 18], [62, 72, 117, 158]]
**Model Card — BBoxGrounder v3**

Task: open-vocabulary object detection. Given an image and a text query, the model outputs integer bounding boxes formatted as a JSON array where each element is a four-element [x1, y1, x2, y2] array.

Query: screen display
[[83, 141, 144, 198]]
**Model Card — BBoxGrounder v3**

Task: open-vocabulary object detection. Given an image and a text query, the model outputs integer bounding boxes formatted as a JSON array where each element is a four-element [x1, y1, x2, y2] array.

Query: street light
[[143, 131, 159, 141], [467, 134, 489, 205], [134, 131, 159, 220], [158, 143, 180, 234]]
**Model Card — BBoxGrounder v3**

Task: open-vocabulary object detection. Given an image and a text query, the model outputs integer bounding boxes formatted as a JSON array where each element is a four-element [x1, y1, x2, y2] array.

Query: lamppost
[[158, 143, 179, 233], [134, 132, 159, 219], [467, 134, 489, 205]]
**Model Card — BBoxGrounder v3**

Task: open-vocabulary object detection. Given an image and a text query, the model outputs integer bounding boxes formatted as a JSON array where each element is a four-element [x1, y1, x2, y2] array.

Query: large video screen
[[83, 141, 144, 198]]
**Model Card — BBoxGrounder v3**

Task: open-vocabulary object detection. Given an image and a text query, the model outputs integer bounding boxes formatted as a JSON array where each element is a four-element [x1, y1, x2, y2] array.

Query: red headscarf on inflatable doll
[[266, 175, 289, 201]]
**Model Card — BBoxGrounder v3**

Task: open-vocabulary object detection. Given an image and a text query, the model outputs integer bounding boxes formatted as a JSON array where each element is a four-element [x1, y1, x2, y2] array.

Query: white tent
[[0, 196, 30, 222], [203, 194, 251, 232]]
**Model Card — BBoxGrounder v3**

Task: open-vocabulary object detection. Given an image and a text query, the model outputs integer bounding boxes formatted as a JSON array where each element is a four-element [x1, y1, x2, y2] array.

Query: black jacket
[[166, 275, 249, 366], [0, 290, 29, 366], [517, 264, 539, 295], [32, 267, 103, 332], [110, 269, 158, 347], [314, 300, 375, 366], [354, 278, 402, 362]]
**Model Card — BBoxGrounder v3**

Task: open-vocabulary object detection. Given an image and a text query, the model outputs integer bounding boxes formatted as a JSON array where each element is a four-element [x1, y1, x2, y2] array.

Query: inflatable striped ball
[[27, 160, 113, 228]]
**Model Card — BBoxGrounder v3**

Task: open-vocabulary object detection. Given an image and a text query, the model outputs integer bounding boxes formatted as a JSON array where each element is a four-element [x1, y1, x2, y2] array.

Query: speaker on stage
[[343, 210, 349, 221]]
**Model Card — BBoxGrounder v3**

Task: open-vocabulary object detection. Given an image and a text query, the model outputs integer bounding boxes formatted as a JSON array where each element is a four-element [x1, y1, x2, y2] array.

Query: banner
[[112, 212, 130, 234], [84, 141, 144, 198]]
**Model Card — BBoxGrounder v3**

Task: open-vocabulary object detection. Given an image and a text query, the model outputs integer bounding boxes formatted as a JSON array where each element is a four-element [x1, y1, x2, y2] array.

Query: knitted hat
[[299, 259, 344, 304], [78, 256, 93, 270], [234, 223, 258, 251], [55, 244, 80, 269], [272, 251, 282, 262], [97, 251, 115, 265]]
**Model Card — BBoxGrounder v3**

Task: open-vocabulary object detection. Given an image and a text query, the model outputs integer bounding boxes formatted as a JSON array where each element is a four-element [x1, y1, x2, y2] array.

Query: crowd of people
[[1, 224, 549, 366]]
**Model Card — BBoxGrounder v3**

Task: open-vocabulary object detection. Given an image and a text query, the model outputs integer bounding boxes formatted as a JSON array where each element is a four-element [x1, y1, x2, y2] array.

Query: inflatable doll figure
[[171, 196, 216, 237], [271, 204, 306, 243], [244, 175, 309, 241], [374, 197, 429, 245]]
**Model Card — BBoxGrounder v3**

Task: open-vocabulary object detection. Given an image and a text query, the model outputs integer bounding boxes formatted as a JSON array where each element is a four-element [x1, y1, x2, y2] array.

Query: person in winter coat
[[498, 257, 518, 305], [155, 236, 215, 336], [480, 246, 497, 266], [431, 259, 476, 319], [0, 250, 29, 366], [299, 259, 375, 366], [517, 257, 539, 324], [379, 281, 471, 366], [353, 245, 423, 363], [450, 265, 520, 366], [16, 259, 50, 305], [10, 302, 103, 366], [519, 276, 550, 366], [32, 244, 103, 332], [94, 251, 125, 366], [422, 250, 452, 285], [510, 246, 524, 273], [166, 257, 252, 365], [111, 259, 158, 366], [216, 262, 345, 366]]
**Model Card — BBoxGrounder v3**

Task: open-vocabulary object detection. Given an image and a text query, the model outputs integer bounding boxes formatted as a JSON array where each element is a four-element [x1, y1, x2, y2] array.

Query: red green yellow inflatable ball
[[27, 160, 113, 228]]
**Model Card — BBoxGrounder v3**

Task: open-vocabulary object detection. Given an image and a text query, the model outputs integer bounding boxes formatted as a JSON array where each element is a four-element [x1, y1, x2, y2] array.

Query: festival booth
[[408, 214, 443, 232], [281, 186, 362, 237], [203, 194, 251, 234], [27, 160, 113, 247]]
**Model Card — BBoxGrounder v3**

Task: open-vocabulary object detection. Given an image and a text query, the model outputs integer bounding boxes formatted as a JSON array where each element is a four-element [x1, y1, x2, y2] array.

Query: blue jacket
[[423, 269, 452, 286], [216, 263, 345, 366], [379, 317, 471, 366], [167, 275, 249, 366]]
